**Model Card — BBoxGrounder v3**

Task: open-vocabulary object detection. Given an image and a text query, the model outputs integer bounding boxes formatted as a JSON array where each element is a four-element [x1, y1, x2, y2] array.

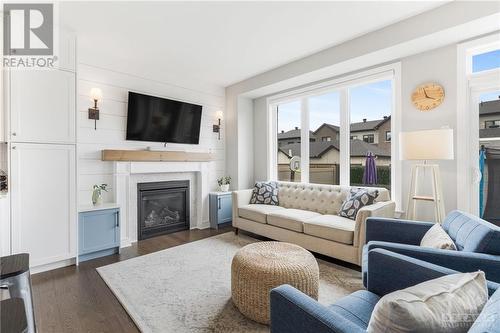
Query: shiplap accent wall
[[76, 64, 225, 206]]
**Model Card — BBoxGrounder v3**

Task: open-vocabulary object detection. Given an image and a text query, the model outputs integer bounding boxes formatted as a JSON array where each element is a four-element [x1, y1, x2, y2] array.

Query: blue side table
[[78, 204, 120, 262], [209, 192, 232, 229]]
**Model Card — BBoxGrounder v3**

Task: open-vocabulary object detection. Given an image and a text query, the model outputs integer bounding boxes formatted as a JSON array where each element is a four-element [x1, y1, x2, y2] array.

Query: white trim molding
[[456, 32, 500, 214]]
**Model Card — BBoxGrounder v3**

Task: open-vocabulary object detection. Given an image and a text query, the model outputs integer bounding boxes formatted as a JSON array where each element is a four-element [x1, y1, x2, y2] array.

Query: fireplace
[[137, 180, 190, 240]]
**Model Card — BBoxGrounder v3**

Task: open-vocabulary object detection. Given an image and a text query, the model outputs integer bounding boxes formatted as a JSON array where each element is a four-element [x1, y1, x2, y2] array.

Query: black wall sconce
[[213, 110, 223, 140], [88, 88, 102, 130]]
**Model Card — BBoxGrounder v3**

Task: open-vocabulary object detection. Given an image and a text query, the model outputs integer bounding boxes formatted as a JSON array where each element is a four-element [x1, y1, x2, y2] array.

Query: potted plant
[[217, 176, 231, 192], [92, 184, 108, 205]]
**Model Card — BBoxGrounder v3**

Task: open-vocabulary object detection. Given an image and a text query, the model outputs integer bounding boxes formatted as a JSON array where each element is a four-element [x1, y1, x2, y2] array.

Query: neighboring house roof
[[480, 99, 500, 116], [279, 139, 391, 159], [313, 123, 339, 135], [351, 139, 391, 157], [350, 116, 391, 132], [277, 128, 315, 140], [312, 116, 391, 134]]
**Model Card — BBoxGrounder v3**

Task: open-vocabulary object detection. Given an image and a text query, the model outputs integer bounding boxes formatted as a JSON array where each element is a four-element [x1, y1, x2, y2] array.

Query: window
[[276, 100, 301, 182], [309, 91, 340, 184], [350, 80, 392, 190], [484, 120, 500, 129], [472, 49, 500, 73], [363, 134, 374, 143], [271, 66, 397, 195]]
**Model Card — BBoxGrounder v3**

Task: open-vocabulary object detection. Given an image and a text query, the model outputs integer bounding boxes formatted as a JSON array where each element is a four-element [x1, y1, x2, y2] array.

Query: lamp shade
[[90, 88, 103, 101], [399, 128, 454, 160]]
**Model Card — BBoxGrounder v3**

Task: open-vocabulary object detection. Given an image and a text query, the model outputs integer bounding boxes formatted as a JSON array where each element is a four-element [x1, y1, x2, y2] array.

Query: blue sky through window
[[480, 91, 500, 102], [277, 80, 392, 133], [472, 49, 500, 73]]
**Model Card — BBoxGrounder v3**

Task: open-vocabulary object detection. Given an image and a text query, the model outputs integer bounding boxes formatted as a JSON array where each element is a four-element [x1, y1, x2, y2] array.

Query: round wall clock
[[411, 82, 445, 111]]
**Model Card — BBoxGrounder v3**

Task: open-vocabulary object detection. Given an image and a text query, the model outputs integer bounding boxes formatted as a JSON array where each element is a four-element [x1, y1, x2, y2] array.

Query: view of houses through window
[[276, 78, 392, 190]]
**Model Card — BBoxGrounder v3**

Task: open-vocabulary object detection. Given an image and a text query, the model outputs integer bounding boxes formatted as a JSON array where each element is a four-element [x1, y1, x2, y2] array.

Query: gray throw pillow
[[339, 189, 378, 220], [250, 181, 279, 205]]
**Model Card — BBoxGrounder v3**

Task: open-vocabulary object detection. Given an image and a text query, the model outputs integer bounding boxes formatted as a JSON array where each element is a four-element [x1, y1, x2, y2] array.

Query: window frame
[[457, 32, 500, 214], [267, 63, 402, 210], [385, 131, 391, 142]]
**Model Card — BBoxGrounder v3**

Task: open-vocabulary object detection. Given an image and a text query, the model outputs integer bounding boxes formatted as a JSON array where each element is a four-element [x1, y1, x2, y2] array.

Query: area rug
[[97, 232, 363, 333]]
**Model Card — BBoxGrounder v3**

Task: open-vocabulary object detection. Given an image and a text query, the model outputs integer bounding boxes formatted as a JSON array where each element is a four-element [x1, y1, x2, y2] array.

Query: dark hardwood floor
[[31, 226, 233, 333]]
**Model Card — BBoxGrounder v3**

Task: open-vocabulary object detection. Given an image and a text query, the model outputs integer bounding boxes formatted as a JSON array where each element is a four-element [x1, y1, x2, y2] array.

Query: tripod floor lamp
[[400, 128, 454, 223]]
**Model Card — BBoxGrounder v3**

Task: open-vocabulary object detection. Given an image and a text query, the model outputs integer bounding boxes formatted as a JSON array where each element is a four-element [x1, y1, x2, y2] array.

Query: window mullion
[[300, 98, 310, 183], [339, 89, 350, 186]]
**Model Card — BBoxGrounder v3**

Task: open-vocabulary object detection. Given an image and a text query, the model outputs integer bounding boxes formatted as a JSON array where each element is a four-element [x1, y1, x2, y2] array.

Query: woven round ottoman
[[231, 241, 319, 324]]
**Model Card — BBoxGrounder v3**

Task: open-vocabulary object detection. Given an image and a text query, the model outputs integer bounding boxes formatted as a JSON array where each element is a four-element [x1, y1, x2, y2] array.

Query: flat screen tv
[[126, 92, 202, 144]]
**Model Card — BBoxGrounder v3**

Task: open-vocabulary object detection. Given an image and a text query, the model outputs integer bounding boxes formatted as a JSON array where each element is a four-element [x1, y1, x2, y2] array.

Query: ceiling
[[60, 1, 448, 89]]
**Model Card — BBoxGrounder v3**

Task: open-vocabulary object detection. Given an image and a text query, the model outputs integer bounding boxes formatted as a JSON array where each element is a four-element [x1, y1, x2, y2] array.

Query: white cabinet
[[10, 143, 76, 267], [10, 69, 75, 144]]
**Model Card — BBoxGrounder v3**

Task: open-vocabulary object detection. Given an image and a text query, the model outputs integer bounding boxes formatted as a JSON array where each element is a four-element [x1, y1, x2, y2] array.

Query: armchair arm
[[270, 285, 365, 333], [353, 201, 395, 264], [365, 218, 433, 245], [367, 248, 458, 296], [366, 241, 500, 284], [354, 201, 395, 249], [231, 189, 253, 220]]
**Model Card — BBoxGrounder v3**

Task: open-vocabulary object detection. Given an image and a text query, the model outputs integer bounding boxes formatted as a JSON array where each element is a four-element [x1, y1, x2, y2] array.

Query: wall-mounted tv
[[126, 92, 202, 144]]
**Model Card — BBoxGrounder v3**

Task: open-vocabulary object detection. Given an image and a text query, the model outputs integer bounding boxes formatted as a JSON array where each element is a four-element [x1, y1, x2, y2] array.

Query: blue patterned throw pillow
[[339, 188, 378, 220], [250, 181, 279, 205]]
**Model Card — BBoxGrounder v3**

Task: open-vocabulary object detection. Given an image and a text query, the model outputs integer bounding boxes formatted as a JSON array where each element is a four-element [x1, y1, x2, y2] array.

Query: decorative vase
[[220, 184, 229, 192], [92, 189, 102, 206]]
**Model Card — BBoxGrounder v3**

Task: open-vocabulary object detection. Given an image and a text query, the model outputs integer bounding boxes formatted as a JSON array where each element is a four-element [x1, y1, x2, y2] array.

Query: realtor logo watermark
[[3, 3, 57, 68]]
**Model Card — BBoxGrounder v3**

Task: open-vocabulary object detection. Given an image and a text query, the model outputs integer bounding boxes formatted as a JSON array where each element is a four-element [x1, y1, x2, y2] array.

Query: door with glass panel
[[468, 48, 500, 225], [475, 89, 500, 226]]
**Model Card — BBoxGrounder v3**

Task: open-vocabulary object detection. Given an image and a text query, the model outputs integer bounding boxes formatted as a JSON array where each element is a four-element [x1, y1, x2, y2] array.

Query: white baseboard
[[31, 258, 76, 275]]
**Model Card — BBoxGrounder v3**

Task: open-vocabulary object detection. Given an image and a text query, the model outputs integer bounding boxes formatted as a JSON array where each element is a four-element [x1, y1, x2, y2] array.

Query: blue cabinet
[[209, 192, 232, 229], [78, 207, 120, 262]]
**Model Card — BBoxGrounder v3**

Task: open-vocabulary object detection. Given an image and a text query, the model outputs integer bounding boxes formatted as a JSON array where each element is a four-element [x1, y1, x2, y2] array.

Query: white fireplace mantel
[[113, 160, 215, 247]]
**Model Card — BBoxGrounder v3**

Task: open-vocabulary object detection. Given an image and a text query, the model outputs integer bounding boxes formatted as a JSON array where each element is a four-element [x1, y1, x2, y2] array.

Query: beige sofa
[[232, 181, 395, 265]]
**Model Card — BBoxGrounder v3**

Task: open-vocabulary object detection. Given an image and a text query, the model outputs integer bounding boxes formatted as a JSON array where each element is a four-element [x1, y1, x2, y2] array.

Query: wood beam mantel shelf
[[101, 149, 214, 162]]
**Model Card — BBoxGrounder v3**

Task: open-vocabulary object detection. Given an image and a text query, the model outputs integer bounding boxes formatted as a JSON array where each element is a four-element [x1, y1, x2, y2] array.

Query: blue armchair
[[270, 248, 500, 333], [362, 210, 500, 286]]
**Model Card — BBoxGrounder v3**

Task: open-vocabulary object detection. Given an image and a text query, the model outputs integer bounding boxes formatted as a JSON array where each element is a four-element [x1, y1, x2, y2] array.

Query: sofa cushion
[[339, 189, 378, 220], [267, 209, 321, 232], [250, 181, 279, 205], [303, 215, 356, 245], [328, 290, 380, 330], [420, 224, 457, 250], [442, 210, 500, 254], [238, 204, 285, 224], [367, 271, 488, 333], [276, 182, 391, 215]]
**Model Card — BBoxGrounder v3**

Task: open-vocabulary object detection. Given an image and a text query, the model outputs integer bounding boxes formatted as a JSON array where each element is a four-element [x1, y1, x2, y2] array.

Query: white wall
[[401, 45, 457, 221], [76, 64, 226, 206]]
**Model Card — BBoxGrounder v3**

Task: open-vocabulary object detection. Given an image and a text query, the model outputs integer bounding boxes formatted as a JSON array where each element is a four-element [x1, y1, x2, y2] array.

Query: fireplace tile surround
[[113, 161, 214, 247]]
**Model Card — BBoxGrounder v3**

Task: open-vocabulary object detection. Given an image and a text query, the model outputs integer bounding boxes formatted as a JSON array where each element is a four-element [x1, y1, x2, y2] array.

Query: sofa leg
[[234, 227, 239, 235]]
